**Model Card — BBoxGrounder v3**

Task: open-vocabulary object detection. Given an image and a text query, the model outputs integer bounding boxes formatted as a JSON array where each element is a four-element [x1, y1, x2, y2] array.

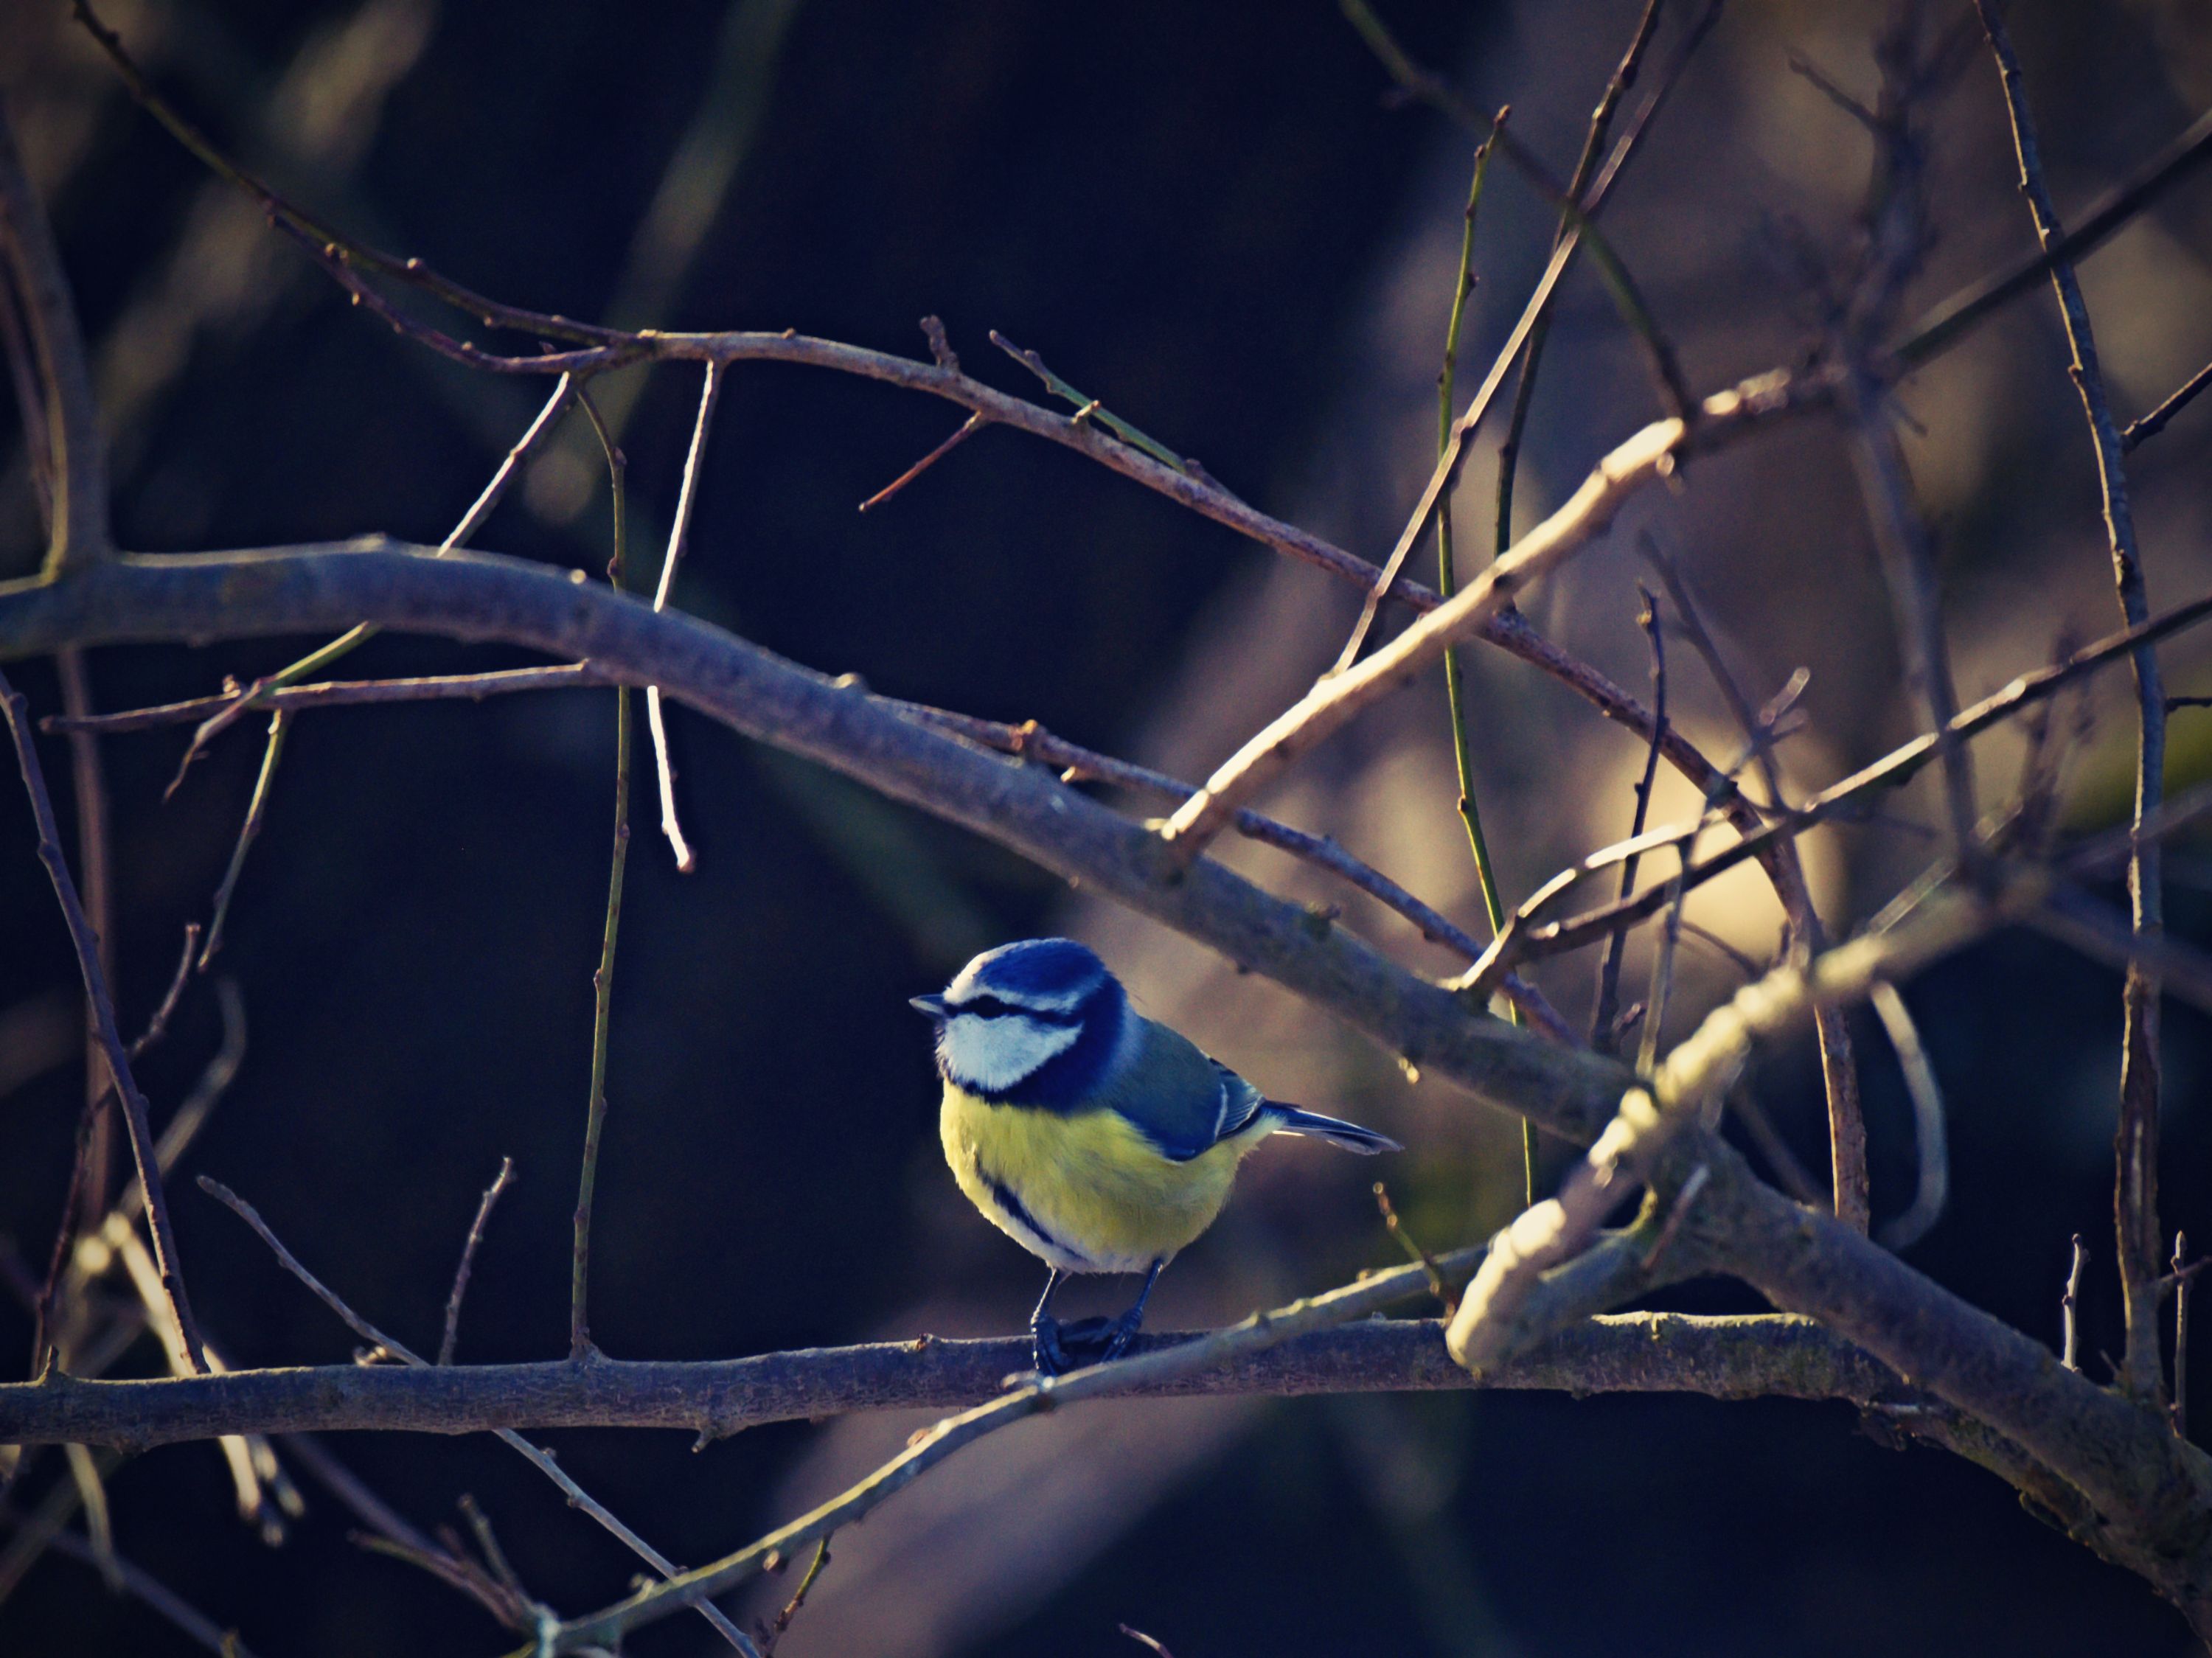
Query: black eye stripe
[[950, 995, 1082, 1025]]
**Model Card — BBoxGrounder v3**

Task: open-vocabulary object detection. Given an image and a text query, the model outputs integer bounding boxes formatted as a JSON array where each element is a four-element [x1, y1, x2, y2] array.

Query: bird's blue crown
[[916, 938, 1128, 1106]]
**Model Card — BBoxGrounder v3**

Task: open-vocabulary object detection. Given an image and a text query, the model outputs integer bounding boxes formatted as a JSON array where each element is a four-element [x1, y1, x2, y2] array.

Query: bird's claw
[[1031, 1312, 1141, 1376]]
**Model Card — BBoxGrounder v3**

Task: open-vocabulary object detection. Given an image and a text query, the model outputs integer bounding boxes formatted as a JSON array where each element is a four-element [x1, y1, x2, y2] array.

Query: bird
[[913, 938, 1400, 1376]]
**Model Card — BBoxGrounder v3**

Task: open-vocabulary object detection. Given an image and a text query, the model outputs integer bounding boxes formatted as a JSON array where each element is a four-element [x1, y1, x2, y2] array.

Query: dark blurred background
[[6, 1, 2212, 1653]]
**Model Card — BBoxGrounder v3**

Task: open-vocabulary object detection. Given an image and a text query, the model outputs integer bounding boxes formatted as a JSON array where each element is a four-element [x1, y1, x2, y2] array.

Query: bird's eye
[[954, 995, 1019, 1020]]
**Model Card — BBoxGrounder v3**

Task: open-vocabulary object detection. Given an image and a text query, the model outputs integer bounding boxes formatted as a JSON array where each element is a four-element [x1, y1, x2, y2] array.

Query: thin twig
[[0, 225, 53, 530], [55, 649, 117, 1222], [5, 1514, 260, 1658], [2062, 1234, 2087, 1370], [1477, 585, 2212, 980], [195, 1177, 762, 1655], [888, 703, 1574, 1040], [60, 1441, 118, 1591], [69, 0, 630, 352], [1, 670, 209, 1373], [858, 413, 984, 512], [2175, 1232, 2192, 1441], [1644, 547, 1864, 1221], [0, 99, 109, 574], [1373, 1182, 1455, 1315], [27, 705, 163, 1370], [1333, 218, 1623, 671], [1977, 0, 2167, 1407], [1119, 1626, 1177, 1658], [759, 1536, 831, 1655], [198, 711, 288, 969], [1871, 982, 1947, 1251], [988, 330, 1186, 470], [1425, 124, 1535, 1185], [458, 1492, 532, 1610], [283, 1433, 538, 1632], [1635, 842, 1694, 1078], [171, 373, 580, 782], [1169, 366, 1823, 860], [1334, 0, 1693, 444], [46, 666, 614, 734], [129, 924, 202, 1061], [1593, 588, 1666, 1052], [573, 390, 635, 1362], [2123, 358, 2212, 451], [1895, 105, 2212, 369], [1494, 0, 1665, 582], [1726, 1085, 1826, 1209], [645, 360, 723, 874], [441, 1159, 514, 1366], [61, 0, 1854, 993]]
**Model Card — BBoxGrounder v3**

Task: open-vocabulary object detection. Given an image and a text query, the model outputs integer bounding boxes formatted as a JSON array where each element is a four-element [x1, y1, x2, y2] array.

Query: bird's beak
[[909, 994, 948, 1020]]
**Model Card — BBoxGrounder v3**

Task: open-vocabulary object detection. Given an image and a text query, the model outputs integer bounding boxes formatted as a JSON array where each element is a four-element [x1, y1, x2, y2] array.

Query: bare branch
[[1976, 0, 2168, 1407], [572, 388, 633, 1363], [1896, 105, 2212, 369], [0, 671, 207, 1373], [1592, 588, 1666, 1051], [1489, 586, 2212, 975], [1645, 548, 1865, 1227], [195, 1177, 762, 1655], [1494, 0, 1666, 592], [9, 548, 2212, 1623], [1164, 366, 1826, 860], [0, 97, 108, 574], [0, 1312, 1906, 1449], [645, 360, 724, 874], [886, 703, 1575, 1041]]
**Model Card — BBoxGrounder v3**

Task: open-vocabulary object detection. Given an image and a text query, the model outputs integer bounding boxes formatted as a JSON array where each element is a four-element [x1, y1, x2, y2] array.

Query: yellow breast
[[939, 1084, 1267, 1273]]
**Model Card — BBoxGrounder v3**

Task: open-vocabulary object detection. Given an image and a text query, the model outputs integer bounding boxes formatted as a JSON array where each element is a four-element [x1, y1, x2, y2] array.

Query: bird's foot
[[1099, 1304, 1146, 1362], [1031, 1311, 1146, 1376], [1031, 1313, 1120, 1377]]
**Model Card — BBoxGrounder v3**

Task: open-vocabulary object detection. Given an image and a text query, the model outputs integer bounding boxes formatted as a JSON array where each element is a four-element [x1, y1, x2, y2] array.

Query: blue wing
[[1099, 1020, 1397, 1160]]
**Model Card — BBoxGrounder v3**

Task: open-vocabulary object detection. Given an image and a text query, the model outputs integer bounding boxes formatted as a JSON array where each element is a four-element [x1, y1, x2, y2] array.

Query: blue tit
[[913, 938, 1399, 1376]]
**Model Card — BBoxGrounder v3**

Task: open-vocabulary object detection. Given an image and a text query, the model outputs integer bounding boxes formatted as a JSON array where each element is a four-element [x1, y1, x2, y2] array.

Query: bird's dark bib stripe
[[986, 1174, 1085, 1264]]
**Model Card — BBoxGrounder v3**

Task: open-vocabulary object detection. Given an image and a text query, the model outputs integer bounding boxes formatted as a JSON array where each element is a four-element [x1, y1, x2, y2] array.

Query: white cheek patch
[[942, 1014, 1082, 1093]]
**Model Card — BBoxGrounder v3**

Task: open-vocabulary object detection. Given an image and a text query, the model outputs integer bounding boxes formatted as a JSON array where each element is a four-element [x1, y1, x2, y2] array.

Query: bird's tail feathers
[[1264, 1104, 1401, 1154]]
